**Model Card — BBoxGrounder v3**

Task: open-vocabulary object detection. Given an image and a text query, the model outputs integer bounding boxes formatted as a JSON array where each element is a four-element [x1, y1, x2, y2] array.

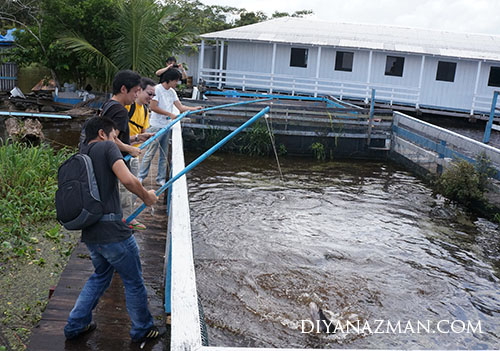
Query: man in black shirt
[[101, 70, 154, 230], [102, 70, 153, 157], [64, 117, 163, 343]]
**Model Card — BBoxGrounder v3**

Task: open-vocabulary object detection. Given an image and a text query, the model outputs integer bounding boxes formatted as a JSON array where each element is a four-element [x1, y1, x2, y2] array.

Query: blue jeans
[[64, 235, 153, 340], [138, 127, 170, 184]]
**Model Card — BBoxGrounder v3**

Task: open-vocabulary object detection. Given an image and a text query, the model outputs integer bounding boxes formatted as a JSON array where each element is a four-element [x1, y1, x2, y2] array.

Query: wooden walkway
[[28, 170, 170, 350]]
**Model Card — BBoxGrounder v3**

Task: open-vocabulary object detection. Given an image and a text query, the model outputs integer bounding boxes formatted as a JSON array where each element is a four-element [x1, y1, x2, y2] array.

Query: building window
[[488, 66, 500, 87], [385, 56, 405, 77], [436, 61, 457, 82], [335, 51, 353, 72], [290, 48, 308, 68]]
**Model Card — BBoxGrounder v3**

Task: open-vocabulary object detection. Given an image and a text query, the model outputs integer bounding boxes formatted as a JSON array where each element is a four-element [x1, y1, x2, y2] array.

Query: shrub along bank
[[0, 141, 79, 350]]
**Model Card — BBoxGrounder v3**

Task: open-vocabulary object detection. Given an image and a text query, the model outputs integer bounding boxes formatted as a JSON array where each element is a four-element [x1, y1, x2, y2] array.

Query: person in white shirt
[[138, 69, 201, 186]]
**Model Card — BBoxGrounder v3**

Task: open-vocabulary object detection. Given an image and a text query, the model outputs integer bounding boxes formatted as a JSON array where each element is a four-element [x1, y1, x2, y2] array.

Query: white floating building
[[185, 17, 500, 116]]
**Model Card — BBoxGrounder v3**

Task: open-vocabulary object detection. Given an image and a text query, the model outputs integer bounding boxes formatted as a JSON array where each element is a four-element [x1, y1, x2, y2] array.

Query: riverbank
[[0, 226, 79, 350]]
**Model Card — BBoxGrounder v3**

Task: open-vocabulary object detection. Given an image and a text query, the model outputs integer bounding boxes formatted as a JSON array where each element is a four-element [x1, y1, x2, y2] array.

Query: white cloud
[[199, 0, 500, 35]]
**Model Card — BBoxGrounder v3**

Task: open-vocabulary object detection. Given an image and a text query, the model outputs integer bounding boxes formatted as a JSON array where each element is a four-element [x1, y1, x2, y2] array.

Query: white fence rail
[[200, 68, 419, 106], [169, 122, 203, 351], [472, 93, 500, 115], [200, 69, 500, 116]]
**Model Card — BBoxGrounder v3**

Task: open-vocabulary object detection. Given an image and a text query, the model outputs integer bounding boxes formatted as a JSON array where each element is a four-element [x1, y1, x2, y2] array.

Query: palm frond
[[58, 35, 118, 85]]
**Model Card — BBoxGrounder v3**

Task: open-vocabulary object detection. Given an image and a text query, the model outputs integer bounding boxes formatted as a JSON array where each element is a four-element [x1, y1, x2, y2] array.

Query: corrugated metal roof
[[200, 17, 500, 62]]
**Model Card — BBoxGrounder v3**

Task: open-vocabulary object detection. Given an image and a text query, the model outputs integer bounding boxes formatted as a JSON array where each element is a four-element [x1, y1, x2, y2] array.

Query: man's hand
[[137, 133, 154, 142], [143, 189, 158, 206], [128, 146, 141, 158]]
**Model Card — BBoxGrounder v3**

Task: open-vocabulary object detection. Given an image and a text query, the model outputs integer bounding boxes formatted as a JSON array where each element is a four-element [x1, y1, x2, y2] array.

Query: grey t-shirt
[[80, 141, 132, 243]]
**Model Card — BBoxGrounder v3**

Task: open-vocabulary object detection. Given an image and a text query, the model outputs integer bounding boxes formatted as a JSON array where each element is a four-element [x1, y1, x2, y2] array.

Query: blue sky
[[200, 0, 500, 36]]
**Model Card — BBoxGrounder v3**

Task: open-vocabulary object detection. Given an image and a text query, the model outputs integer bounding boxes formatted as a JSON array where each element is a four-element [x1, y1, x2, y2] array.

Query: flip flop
[[130, 221, 147, 230]]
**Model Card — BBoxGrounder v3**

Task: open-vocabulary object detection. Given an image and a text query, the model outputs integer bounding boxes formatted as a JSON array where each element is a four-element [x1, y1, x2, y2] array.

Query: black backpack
[[55, 150, 103, 230]]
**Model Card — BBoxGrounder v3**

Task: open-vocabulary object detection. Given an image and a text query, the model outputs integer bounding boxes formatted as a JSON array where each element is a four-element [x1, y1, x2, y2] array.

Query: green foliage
[[474, 152, 496, 191], [2, 0, 119, 85], [311, 142, 326, 161], [234, 11, 268, 27], [437, 155, 495, 207], [278, 143, 287, 156], [0, 142, 72, 260], [238, 122, 272, 156], [59, 0, 194, 86], [2, 0, 313, 87], [494, 213, 500, 224]]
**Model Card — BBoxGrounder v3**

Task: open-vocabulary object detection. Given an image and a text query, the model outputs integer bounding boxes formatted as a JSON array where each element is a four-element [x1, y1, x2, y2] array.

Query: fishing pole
[[125, 105, 271, 224], [124, 97, 272, 162]]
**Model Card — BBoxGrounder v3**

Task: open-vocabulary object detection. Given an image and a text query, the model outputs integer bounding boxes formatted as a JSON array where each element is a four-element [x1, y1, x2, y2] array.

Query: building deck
[[28, 171, 170, 351]]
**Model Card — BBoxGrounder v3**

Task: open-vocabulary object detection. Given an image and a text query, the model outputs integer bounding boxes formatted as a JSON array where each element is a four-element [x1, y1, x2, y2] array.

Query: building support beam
[[314, 46, 322, 97], [270, 43, 277, 93], [218, 40, 224, 89], [198, 40, 205, 85], [416, 55, 426, 109], [472, 60, 482, 114], [365, 50, 373, 103]]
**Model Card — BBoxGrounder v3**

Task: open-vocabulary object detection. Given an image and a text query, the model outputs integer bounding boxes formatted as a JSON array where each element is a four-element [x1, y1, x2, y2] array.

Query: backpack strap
[[129, 119, 143, 129], [128, 102, 136, 118], [128, 103, 148, 130]]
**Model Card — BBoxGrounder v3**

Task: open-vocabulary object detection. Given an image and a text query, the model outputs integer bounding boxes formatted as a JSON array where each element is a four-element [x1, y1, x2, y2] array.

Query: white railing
[[200, 68, 419, 105], [168, 122, 203, 351], [472, 93, 500, 115]]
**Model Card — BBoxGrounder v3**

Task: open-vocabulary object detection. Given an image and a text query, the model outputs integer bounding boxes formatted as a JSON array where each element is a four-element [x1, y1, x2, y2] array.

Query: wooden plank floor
[[28, 160, 170, 351]]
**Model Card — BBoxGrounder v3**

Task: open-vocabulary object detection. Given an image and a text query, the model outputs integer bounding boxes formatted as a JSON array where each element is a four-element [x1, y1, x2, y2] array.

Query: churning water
[[188, 153, 500, 350]]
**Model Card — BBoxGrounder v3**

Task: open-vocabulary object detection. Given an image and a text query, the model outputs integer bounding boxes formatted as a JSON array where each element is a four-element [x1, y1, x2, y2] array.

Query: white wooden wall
[[201, 40, 500, 114]]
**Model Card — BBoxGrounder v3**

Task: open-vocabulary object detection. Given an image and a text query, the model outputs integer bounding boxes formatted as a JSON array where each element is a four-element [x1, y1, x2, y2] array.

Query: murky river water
[[3, 113, 499, 349], [187, 154, 500, 350]]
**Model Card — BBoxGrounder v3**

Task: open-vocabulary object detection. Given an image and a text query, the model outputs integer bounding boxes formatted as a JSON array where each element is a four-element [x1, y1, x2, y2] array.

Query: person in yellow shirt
[[127, 77, 156, 145], [125, 77, 156, 230]]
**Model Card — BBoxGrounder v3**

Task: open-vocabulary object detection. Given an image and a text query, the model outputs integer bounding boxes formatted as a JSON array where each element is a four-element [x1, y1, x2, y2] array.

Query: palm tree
[[59, 0, 195, 86]]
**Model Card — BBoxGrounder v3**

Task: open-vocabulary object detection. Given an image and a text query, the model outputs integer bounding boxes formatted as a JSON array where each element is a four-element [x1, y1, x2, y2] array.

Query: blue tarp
[[0, 29, 18, 45]]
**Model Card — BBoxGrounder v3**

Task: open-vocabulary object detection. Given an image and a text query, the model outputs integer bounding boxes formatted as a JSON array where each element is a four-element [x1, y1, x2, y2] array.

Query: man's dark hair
[[112, 70, 141, 95], [159, 69, 182, 84], [140, 77, 156, 90], [166, 56, 177, 63], [84, 117, 117, 143]]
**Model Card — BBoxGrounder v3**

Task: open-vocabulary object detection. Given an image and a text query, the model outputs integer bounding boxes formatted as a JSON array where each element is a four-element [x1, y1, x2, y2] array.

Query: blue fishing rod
[[125, 105, 271, 224], [123, 97, 272, 162]]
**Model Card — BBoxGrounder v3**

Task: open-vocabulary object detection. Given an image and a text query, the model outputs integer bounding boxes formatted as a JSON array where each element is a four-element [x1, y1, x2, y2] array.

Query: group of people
[[64, 58, 201, 343]]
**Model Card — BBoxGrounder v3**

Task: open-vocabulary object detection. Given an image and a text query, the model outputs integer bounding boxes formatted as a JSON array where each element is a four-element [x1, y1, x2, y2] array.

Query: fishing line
[[263, 109, 284, 182]]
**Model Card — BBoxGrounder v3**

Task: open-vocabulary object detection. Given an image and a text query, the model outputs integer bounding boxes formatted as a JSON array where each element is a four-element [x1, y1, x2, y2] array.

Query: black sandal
[[132, 326, 165, 343]]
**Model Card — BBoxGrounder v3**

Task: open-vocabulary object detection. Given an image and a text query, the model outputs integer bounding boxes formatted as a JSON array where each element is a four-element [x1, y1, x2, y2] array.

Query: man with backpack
[[63, 116, 164, 343]]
